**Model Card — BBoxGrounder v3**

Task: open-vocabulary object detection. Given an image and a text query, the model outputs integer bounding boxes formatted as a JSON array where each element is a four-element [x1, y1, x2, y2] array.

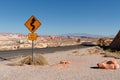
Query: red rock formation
[[97, 60, 119, 69], [98, 38, 113, 46], [60, 60, 71, 64]]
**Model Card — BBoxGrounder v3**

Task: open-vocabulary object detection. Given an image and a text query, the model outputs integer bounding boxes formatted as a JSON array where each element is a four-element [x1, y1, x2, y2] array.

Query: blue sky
[[0, 0, 120, 36]]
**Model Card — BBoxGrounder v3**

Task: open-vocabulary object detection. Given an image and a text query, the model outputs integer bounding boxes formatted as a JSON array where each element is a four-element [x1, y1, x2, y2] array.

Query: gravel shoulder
[[0, 47, 120, 80]]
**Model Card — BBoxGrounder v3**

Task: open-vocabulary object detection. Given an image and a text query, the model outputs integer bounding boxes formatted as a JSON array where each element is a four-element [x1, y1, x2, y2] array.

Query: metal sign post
[[32, 40, 34, 62], [25, 15, 41, 62]]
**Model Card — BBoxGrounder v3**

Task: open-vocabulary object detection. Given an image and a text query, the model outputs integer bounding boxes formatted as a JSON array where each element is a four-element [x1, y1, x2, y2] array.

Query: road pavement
[[0, 44, 87, 60]]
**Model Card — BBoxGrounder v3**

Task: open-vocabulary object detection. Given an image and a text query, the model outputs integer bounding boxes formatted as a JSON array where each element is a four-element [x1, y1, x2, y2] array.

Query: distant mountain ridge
[[61, 33, 115, 38], [0, 32, 115, 38]]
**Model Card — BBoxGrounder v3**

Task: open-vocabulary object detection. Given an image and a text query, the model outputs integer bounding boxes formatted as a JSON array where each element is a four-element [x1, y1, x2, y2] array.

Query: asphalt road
[[0, 45, 88, 60]]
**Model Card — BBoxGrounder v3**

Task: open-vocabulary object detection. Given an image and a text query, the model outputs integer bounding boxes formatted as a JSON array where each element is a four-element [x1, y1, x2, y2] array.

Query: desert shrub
[[72, 50, 78, 53], [114, 51, 120, 54], [105, 48, 120, 54], [18, 54, 48, 66]]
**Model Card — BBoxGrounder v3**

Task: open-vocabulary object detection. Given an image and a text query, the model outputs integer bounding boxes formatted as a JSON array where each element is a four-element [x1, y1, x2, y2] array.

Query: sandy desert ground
[[0, 46, 119, 80], [0, 33, 119, 80]]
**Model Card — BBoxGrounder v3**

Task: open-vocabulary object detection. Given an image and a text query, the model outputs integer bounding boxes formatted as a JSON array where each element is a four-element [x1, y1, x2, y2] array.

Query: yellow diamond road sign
[[25, 16, 41, 33]]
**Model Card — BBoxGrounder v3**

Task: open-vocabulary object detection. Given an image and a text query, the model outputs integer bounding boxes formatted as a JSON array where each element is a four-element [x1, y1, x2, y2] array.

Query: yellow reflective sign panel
[[28, 33, 37, 40], [25, 16, 41, 33]]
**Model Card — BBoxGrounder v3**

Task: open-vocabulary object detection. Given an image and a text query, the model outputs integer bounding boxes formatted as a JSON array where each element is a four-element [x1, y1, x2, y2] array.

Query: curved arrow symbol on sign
[[30, 18, 36, 31]]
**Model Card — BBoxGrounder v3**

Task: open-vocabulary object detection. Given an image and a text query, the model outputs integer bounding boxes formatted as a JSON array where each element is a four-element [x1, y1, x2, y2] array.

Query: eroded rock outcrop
[[110, 30, 120, 50], [97, 60, 119, 69]]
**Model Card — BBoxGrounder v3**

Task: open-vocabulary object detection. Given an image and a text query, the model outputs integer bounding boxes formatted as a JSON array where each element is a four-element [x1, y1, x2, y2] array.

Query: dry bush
[[103, 52, 120, 59], [72, 50, 79, 53], [16, 54, 48, 66]]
